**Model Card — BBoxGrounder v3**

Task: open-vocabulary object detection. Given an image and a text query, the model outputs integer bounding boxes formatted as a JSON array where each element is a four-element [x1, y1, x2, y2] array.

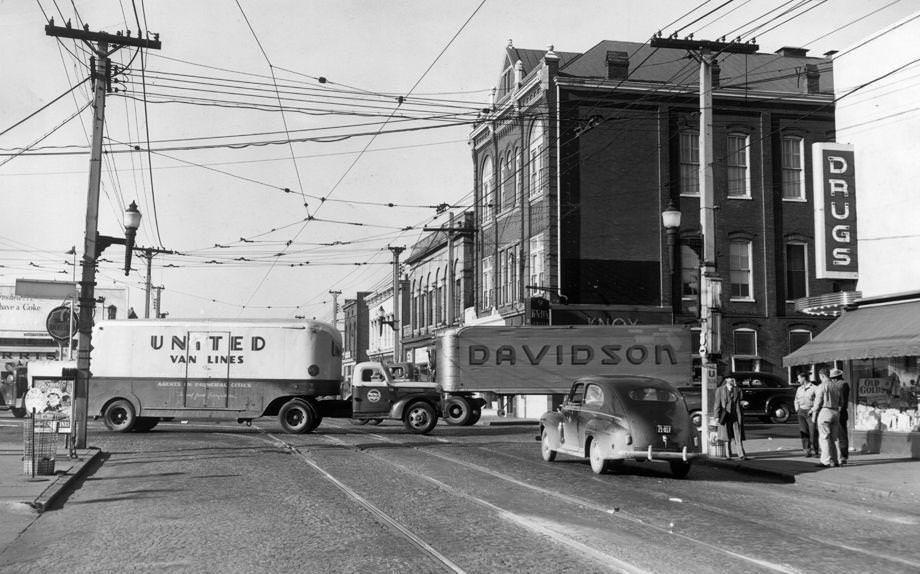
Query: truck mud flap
[[316, 399, 352, 419]]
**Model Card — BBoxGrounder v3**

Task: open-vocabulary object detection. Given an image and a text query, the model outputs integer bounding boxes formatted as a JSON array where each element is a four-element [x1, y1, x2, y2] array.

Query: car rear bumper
[[614, 446, 701, 462]]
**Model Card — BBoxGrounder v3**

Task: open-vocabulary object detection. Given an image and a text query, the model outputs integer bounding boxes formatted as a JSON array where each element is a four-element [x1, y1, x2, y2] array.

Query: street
[[1, 412, 918, 573]]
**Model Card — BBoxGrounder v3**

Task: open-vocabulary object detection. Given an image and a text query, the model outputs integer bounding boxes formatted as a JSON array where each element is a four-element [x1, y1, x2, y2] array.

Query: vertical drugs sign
[[812, 143, 858, 279]]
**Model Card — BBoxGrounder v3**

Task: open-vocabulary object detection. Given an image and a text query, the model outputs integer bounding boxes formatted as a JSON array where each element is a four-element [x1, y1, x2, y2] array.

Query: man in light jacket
[[794, 372, 818, 457]]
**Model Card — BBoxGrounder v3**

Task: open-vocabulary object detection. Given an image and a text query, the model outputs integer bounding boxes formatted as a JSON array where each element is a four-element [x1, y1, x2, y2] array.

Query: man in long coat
[[715, 377, 747, 459]]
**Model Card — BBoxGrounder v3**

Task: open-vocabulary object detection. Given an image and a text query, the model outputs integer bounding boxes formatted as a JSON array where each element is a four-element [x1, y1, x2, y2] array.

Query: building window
[[680, 131, 699, 197], [788, 329, 811, 354], [503, 151, 517, 211], [454, 274, 461, 320], [726, 133, 750, 198], [498, 244, 519, 305], [782, 136, 805, 200], [417, 292, 425, 329], [482, 256, 494, 309], [528, 234, 545, 295], [785, 243, 808, 301], [481, 156, 495, 219], [680, 245, 700, 315], [732, 328, 758, 371], [729, 239, 753, 300], [528, 122, 545, 199]]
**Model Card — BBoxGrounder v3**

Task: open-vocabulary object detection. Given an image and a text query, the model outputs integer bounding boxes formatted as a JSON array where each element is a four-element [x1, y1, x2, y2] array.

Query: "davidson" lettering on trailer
[[467, 343, 678, 367]]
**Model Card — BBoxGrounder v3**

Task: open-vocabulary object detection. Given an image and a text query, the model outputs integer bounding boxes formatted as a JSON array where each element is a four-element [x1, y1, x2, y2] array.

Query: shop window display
[[852, 356, 920, 433]]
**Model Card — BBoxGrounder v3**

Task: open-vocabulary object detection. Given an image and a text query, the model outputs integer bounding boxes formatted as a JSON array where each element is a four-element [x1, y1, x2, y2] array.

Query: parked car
[[538, 376, 698, 478], [678, 371, 797, 427]]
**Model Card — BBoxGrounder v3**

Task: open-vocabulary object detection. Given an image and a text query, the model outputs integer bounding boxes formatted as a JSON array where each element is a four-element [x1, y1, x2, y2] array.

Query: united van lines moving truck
[[436, 325, 690, 425], [89, 319, 343, 433]]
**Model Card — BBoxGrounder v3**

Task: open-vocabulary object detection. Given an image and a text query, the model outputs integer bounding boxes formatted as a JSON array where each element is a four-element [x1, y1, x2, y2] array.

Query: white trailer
[[435, 325, 691, 425]]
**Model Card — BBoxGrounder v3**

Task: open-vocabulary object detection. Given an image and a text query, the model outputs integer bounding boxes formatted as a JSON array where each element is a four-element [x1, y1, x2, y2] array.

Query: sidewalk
[[0, 442, 100, 512]]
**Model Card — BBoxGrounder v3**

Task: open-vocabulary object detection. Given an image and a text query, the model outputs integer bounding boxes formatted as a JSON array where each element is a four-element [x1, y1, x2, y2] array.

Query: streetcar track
[[315, 421, 798, 573]]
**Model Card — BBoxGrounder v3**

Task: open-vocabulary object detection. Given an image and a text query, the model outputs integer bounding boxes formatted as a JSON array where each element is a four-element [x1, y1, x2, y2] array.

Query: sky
[[1, 0, 917, 321]]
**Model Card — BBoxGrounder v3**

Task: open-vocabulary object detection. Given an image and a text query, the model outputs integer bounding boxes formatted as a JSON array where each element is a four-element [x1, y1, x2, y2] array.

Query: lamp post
[[74, 201, 141, 449], [661, 201, 682, 321]]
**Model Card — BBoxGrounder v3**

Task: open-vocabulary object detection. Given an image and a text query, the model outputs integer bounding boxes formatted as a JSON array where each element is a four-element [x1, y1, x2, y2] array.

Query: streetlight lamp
[[661, 200, 682, 321], [73, 201, 142, 449]]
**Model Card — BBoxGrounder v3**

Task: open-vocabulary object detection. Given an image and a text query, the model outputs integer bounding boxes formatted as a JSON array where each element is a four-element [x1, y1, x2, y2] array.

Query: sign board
[[15, 279, 76, 300], [27, 375, 75, 434], [46, 305, 78, 342], [527, 296, 550, 325], [812, 143, 858, 279]]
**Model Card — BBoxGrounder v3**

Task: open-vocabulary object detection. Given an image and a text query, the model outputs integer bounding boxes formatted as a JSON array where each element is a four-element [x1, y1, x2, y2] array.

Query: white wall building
[[834, 11, 920, 296]]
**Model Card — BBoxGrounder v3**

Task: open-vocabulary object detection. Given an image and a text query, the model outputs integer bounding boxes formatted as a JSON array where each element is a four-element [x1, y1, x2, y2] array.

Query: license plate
[[656, 424, 672, 434]]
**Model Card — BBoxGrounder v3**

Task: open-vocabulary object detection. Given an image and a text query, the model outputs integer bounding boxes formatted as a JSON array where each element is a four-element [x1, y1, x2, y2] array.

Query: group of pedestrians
[[795, 367, 850, 467]]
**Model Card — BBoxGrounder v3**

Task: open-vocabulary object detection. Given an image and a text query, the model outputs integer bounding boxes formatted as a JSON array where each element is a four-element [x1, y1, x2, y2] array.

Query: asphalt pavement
[[0, 411, 916, 550]]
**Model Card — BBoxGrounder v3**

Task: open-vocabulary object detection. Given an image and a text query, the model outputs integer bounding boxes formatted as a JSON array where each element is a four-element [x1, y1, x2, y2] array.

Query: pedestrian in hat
[[793, 372, 818, 457], [833, 368, 850, 465], [715, 376, 747, 460], [811, 367, 847, 467]]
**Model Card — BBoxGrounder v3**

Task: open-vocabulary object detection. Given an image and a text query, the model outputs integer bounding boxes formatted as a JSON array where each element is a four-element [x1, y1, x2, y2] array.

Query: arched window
[[481, 156, 495, 218], [528, 122, 544, 199], [503, 150, 516, 211]]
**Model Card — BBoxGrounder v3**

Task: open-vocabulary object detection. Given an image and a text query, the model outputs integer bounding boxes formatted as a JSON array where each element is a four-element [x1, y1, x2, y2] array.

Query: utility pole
[[46, 19, 161, 449], [651, 35, 757, 456], [136, 246, 175, 318], [387, 245, 405, 362], [328, 290, 341, 325]]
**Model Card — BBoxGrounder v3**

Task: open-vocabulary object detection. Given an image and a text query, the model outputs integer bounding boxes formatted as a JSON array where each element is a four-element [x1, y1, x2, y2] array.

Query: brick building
[[468, 39, 856, 378]]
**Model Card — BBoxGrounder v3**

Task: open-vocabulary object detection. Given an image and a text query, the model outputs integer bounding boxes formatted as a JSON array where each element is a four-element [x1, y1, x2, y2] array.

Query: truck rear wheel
[[467, 407, 482, 426], [279, 399, 321, 434], [103, 399, 137, 432], [403, 401, 437, 434], [444, 396, 473, 426]]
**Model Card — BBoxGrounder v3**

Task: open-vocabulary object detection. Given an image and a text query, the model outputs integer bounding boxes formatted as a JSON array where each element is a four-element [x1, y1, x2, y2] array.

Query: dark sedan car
[[678, 371, 797, 427], [539, 376, 698, 478]]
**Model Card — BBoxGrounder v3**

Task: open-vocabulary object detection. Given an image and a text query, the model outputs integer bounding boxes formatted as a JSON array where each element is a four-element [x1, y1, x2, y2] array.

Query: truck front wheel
[[103, 399, 137, 432], [279, 399, 321, 434], [403, 401, 437, 434], [444, 396, 473, 426]]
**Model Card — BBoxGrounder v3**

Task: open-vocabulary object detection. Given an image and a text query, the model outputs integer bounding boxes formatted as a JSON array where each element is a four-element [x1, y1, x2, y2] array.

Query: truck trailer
[[435, 325, 691, 425]]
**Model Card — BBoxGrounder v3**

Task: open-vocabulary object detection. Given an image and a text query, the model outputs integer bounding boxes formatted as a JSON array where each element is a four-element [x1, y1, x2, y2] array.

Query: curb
[[32, 448, 102, 513]]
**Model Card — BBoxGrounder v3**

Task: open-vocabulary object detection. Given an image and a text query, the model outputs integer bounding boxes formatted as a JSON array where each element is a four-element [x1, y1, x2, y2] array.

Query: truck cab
[[349, 362, 442, 434]]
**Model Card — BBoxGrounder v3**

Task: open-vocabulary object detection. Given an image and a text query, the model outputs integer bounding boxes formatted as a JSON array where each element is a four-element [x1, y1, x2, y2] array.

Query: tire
[[133, 417, 159, 432], [467, 407, 482, 426], [540, 429, 557, 462], [444, 396, 473, 426], [10, 407, 27, 418], [103, 399, 137, 432], [589, 437, 610, 474], [367, 418, 383, 426], [402, 401, 437, 434], [669, 461, 692, 479], [279, 399, 320, 434], [768, 402, 793, 424]]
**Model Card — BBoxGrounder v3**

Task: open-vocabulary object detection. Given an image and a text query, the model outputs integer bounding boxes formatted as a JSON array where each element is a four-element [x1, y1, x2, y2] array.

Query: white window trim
[[731, 328, 759, 371], [679, 131, 700, 198], [482, 256, 494, 309], [781, 136, 806, 202], [729, 240, 754, 302], [726, 133, 751, 199], [528, 122, 545, 200], [528, 234, 545, 295], [784, 242, 809, 302]]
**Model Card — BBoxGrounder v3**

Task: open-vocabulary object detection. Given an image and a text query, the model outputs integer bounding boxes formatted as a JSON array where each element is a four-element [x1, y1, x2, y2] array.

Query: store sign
[[812, 143, 858, 279], [46, 305, 78, 342], [527, 297, 550, 325]]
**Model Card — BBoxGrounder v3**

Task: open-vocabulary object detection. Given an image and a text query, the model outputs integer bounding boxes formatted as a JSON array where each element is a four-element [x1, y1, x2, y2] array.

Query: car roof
[[573, 375, 676, 389], [728, 372, 790, 386]]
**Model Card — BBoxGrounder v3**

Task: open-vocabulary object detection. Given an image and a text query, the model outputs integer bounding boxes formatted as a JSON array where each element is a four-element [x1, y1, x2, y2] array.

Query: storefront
[[783, 293, 920, 458]]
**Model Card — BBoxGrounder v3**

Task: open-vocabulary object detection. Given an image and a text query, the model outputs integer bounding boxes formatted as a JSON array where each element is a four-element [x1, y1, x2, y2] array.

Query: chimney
[[606, 50, 629, 80], [711, 58, 721, 89], [775, 46, 808, 58], [805, 63, 821, 94]]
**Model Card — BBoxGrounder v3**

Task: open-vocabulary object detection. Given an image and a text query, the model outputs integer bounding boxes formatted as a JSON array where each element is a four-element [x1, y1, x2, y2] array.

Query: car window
[[627, 387, 679, 402], [584, 384, 605, 408], [745, 378, 764, 388], [568, 382, 585, 405]]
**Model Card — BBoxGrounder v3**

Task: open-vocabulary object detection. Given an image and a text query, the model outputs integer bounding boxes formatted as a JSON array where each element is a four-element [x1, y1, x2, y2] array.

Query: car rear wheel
[[589, 438, 610, 474], [444, 396, 473, 426], [403, 401, 437, 434], [669, 461, 691, 479], [540, 429, 557, 462], [103, 399, 136, 432], [768, 402, 793, 424]]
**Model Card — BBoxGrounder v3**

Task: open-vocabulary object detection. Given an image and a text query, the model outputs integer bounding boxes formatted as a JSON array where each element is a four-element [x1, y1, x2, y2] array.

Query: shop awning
[[784, 299, 920, 366]]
